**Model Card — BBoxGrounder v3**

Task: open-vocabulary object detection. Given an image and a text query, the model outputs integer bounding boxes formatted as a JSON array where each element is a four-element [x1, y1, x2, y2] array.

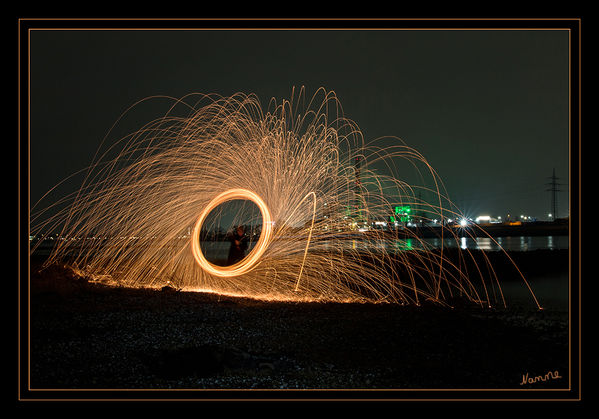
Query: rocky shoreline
[[26, 249, 571, 396]]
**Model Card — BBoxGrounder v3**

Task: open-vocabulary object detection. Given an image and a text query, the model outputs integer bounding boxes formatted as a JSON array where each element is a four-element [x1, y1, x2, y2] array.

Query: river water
[[32, 235, 568, 259], [199, 235, 568, 261]]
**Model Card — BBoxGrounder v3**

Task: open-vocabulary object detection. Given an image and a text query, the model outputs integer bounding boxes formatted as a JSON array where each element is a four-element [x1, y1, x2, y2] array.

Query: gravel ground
[[24, 247, 574, 405]]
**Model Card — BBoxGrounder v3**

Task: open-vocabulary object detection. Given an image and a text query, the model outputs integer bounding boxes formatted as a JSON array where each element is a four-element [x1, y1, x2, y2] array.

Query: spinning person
[[227, 225, 248, 265]]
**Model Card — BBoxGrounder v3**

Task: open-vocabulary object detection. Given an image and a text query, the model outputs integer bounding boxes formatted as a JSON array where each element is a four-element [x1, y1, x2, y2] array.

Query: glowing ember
[[31, 88, 540, 308]]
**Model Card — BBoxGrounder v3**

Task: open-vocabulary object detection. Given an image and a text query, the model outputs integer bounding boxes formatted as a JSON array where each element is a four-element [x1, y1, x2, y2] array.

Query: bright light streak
[[30, 88, 542, 309], [191, 189, 273, 277]]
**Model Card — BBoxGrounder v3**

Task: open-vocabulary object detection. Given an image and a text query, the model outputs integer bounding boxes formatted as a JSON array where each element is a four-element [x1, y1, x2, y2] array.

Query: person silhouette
[[227, 225, 248, 265]]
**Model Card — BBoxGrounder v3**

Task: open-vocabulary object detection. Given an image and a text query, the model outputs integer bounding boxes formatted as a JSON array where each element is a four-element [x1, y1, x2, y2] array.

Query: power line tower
[[545, 168, 566, 220]]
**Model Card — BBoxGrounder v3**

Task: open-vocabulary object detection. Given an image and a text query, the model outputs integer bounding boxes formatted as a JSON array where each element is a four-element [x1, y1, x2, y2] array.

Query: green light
[[394, 205, 412, 221], [392, 205, 413, 223], [394, 205, 411, 215], [395, 239, 414, 251]]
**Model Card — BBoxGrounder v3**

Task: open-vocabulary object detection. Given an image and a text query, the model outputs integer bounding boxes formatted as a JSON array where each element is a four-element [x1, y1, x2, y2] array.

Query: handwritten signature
[[520, 370, 562, 385]]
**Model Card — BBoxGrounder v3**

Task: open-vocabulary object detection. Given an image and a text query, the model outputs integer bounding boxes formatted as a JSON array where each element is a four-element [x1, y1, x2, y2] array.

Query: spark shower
[[31, 87, 540, 308]]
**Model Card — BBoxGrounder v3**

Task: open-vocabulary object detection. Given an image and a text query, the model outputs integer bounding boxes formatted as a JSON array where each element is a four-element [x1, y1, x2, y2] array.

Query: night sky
[[29, 26, 571, 221]]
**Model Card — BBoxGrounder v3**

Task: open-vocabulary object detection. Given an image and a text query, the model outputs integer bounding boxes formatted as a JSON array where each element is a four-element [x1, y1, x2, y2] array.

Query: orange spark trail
[[31, 88, 542, 309]]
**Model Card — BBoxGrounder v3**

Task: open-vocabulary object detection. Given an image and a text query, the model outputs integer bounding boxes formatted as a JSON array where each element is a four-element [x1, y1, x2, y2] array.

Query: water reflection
[[394, 239, 414, 251], [32, 234, 568, 259], [198, 235, 568, 261], [476, 237, 493, 251], [424, 235, 567, 252], [320, 235, 568, 252]]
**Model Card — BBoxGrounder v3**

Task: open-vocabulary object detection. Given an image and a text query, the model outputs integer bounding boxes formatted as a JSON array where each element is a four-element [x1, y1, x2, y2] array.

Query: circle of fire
[[191, 189, 273, 277]]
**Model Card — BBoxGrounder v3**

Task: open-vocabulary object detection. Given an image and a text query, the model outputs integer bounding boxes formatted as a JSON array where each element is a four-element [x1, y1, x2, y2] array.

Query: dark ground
[[25, 249, 573, 400]]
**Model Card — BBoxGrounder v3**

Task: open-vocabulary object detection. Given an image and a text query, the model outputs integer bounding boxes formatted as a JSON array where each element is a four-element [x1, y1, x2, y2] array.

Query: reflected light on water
[[200, 235, 567, 260], [475, 237, 493, 251], [395, 239, 414, 251]]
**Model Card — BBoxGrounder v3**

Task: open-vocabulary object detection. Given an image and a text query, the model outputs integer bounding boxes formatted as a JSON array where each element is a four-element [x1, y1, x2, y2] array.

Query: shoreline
[[25, 248, 571, 392]]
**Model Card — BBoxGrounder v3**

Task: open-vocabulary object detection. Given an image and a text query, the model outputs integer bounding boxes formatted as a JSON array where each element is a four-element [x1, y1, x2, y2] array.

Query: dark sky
[[30, 28, 570, 221]]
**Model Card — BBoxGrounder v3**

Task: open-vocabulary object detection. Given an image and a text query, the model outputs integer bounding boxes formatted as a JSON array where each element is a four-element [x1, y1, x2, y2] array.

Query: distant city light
[[459, 218, 468, 227], [474, 215, 502, 224]]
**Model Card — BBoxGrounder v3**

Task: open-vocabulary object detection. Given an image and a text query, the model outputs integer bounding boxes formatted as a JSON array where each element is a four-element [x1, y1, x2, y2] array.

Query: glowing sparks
[[191, 188, 273, 277], [31, 88, 541, 308]]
